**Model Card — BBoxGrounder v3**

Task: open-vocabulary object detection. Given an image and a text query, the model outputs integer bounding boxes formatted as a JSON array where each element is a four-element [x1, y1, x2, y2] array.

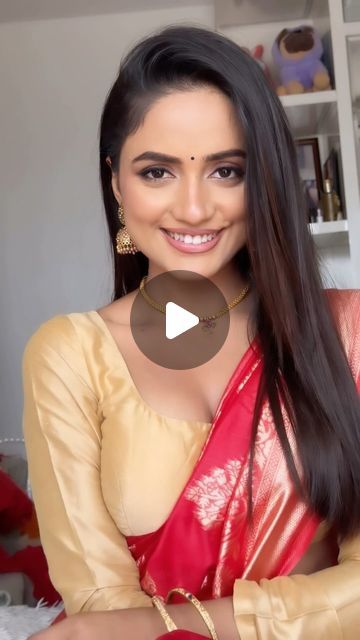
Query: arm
[[232, 533, 360, 639], [22, 315, 152, 614], [27, 536, 360, 640]]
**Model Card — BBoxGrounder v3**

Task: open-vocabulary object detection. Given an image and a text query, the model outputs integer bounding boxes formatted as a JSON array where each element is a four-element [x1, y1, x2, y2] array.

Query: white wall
[[0, 5, 214, 448]]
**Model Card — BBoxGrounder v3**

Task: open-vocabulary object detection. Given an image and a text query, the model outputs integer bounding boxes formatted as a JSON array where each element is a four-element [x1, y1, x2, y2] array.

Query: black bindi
[[190, 156, 195, 160]]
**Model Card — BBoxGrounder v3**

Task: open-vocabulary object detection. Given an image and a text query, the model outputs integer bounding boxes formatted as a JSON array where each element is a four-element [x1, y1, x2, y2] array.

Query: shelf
[[215, 0, 328, 28], [344, 22, 360, 37], [280, 90, 337, 108], [280, 91, 338, 137], [309, 220, 349, 247], [310, 219, 348, 234], [343, 0, 360, 23]]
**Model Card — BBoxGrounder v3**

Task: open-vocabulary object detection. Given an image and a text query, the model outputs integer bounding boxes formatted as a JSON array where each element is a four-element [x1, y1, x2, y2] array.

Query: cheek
[[121, 179, 165, 225], [223, 189, 247, 224]]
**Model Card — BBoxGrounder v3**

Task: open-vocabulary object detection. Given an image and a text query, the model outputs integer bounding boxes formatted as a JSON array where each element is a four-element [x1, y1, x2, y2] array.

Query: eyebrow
[[131, 149, 247, 164]]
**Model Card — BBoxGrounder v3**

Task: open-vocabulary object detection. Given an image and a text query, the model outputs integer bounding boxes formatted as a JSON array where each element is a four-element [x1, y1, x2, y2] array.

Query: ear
[[106, 155, 122, 205]]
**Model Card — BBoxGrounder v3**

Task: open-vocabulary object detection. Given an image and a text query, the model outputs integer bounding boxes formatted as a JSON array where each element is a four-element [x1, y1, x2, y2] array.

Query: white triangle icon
[[165, 302, 199, 340]]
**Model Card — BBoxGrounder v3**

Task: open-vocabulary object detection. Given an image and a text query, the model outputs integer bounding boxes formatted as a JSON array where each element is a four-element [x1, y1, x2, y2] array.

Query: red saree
[[125, 336, 321, 603]]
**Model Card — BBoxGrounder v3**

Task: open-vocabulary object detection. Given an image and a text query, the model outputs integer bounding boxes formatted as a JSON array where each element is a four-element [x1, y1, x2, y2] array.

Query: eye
[[212, 166, 245, 180], [139, 167, 173, 181]]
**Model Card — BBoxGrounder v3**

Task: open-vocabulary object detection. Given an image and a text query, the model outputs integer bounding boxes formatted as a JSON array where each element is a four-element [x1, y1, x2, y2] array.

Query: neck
[[146, 260, 250, 309], [206, 262, 249, 303]]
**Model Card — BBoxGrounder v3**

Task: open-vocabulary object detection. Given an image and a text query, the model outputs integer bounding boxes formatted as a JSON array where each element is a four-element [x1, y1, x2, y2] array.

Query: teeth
[[167, 231, 217, 244]]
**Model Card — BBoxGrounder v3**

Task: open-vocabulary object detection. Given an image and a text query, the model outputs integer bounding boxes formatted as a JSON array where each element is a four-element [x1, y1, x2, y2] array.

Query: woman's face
[[110, 86, 247, 281]]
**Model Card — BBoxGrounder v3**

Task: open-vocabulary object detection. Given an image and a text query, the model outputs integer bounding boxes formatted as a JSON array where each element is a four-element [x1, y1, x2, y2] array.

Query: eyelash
[[138, 166, 245, 182]]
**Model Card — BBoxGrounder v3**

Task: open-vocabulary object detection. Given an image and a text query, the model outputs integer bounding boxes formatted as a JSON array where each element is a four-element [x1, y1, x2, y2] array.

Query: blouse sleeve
[[22, 315, 152, 615], [233, 289, 360, 639], [232, 533, 360, 639]]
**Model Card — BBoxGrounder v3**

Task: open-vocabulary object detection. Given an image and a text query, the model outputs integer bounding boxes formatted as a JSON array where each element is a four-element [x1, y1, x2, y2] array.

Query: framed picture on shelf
[[323, 148, 344, 214], [295, 137, 323, 223], [324, 148, 340, 194]]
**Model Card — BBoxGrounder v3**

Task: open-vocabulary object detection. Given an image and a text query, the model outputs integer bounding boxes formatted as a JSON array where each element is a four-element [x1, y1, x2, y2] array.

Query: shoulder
[[22, 312, 94, 374], [325, 288, 360, 332], [325, 288, 360, 376], [22, 312, 103, 399], [24, 313, 77, 357], [325, 287, 360, 308]]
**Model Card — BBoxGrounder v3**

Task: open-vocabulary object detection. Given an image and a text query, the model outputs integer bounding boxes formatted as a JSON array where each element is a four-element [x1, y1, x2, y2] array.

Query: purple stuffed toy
[[272, 25, 331, 95]]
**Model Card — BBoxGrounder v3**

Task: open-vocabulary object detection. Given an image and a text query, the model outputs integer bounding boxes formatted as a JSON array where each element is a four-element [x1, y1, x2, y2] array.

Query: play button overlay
[[130, 270, 230, 369], [166, 302, 199, 339]]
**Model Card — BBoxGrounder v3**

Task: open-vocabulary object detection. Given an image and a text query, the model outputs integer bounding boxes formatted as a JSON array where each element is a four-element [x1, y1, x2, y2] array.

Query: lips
[[161, 228, 223, 254], [166, 230, 217, 245], [163, 228, 222, 235]]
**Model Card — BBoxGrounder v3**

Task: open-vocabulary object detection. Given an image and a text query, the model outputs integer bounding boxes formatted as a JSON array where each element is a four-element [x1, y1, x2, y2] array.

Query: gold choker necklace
[[139, 276, 250, 331]]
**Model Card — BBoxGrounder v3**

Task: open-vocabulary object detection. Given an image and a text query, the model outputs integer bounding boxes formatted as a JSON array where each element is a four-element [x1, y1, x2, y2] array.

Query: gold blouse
[[22, 303, 360, 639]]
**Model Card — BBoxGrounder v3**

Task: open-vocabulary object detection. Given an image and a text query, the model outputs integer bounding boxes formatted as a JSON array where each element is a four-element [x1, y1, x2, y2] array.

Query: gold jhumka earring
[[116, 203, 138, 255]]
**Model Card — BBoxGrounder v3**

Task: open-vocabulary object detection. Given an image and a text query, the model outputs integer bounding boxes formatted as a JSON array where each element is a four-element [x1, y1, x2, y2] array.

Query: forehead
[[121, 87, 244, 158]]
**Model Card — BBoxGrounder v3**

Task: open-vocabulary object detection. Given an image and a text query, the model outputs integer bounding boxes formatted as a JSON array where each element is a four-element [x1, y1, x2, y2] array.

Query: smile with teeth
[[165, 231, 218, 245]]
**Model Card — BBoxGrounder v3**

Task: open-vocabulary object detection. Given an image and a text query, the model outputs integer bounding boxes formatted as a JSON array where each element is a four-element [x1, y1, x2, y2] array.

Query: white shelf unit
[[328, 0, 360, 286], [215, 0, 360, 288], [280, 90, 338, 137], [342, 0, 360, 24], [279, 89, 337, 108], [309, 219, 349, 247], [344, 20, 360, 36]]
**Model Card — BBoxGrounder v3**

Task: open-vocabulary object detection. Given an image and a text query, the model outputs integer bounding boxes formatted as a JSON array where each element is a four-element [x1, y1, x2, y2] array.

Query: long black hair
[[99, 24, 360, 539]]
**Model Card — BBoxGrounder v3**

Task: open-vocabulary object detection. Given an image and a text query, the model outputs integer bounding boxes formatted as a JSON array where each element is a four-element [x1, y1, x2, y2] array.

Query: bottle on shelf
[[316, 207, 324, 223], [320, 178, 341, 221]]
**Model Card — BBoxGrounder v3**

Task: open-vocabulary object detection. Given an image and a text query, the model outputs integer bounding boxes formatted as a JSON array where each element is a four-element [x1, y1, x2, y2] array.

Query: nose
[[174, 177, 214, 226]]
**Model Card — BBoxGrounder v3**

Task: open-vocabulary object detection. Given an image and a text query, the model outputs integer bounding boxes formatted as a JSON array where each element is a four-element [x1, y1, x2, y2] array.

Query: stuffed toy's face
[[277, 26, 315, 61]]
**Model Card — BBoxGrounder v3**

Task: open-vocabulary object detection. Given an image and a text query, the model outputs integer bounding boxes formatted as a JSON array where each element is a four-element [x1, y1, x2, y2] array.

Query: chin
[[161, 261, 222, 281]]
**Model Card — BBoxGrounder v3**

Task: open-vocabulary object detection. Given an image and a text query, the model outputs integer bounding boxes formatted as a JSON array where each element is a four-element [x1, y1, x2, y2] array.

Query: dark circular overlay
[[130, 270, 230, 369]]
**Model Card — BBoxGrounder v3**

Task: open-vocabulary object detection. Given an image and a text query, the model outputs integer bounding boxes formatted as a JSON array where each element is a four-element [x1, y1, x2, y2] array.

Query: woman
[[22, 24, 360, 639]]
